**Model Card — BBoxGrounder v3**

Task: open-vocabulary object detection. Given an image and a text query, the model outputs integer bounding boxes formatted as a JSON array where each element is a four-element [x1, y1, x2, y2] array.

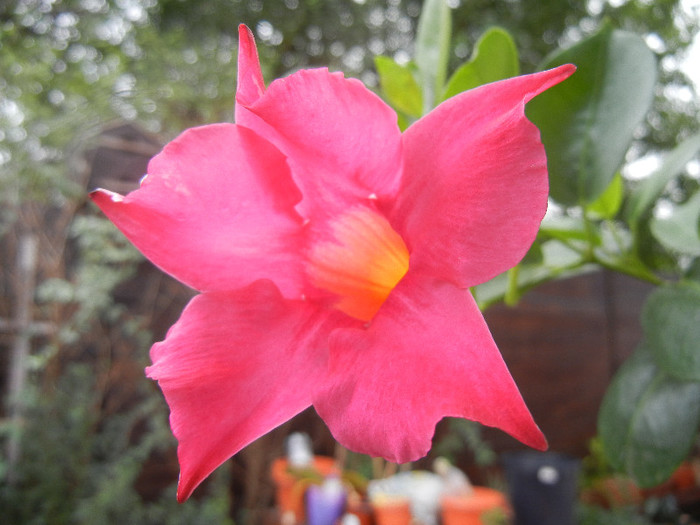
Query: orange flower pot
[[371, 496, 412, 525], [440, 487, 509, 525], [271, 455, 337, 522]]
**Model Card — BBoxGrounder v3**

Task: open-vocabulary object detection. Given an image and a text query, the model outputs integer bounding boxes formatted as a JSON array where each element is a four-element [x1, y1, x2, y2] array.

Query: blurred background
[[1, 0, 699, 523]]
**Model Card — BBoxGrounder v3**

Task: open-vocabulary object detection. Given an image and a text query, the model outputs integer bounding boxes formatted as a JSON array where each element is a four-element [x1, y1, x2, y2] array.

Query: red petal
[[146, 280, 348, 501], [90, 124, 306, 297], [391, 65, 576, 287], [237, 67, 403, 221], [235, 24, 266, 110], [315, 271, 546, 464]]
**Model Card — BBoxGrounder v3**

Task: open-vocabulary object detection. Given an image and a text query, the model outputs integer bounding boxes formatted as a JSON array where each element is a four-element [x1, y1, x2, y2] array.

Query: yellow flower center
[[307, 206, 410, 322]]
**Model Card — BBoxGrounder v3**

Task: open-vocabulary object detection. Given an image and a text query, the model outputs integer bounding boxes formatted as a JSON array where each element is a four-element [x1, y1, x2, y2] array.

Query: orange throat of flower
[[307, 206, 410, 322]]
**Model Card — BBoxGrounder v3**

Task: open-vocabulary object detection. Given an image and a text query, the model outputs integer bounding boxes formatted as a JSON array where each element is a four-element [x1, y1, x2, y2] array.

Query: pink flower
[[91, 25, 574, 501]]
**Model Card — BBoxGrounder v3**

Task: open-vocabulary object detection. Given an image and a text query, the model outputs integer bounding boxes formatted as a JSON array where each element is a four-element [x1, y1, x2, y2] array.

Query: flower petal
[[90, 123, 306, 297], [391, 65, 576, 287], [237, 65, 403, 220], [235, 24, 266, 110], [146, 280, 348, 501], [315, 271, 546, 464]]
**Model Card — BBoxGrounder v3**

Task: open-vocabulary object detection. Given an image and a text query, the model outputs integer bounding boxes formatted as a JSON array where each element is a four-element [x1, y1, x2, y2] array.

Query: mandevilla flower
[[91, 25, 575, 501]]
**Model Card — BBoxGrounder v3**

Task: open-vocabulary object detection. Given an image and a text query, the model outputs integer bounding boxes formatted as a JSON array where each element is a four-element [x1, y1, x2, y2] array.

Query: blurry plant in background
[[1, 0, 700, 523]]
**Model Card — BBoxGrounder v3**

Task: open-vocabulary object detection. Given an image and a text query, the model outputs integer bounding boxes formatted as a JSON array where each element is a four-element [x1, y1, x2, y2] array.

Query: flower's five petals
[[237, 67, 404, 220], [90, 124, 306, 298], [393, 65, 576, 288], [146, 280, 347, 502], [315, 272, 546, 464], [235, 24, 266, 110], [90, 24, 572, 502]]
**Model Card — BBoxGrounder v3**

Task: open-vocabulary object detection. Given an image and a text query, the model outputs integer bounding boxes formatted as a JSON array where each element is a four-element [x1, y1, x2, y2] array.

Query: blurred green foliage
[[577, 503, 654, 525], [0, 364, 232, 524]]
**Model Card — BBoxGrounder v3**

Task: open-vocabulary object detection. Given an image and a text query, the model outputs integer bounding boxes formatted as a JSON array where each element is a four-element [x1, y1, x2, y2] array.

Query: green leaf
[[626, 132, 700, 228], [642, 282, 700, 381], [598, 346, 657, 472], [527, 22, 656, 206], [649, 191, 700, 257], [598, 344, 700, 487], [374, 56, 423, 118], [441, 27, 519, 101], [415, 0, 451, 113], [586, 172, 624, 219]]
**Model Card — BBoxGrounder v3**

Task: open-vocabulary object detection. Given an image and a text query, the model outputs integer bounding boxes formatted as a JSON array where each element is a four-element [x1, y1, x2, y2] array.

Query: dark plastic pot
[[503, 451, 580, 525]]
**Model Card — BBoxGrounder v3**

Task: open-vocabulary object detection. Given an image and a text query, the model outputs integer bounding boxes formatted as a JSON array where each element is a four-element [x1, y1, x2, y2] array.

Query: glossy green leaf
[[441, 27, 519, 101], [527, 23, 656, 206], [642, 282, 700, 381], [598, 346, 657, 473], [626, 132, 700, 228], [586, 172, 624, 219], [374, 56, 423, 118], [649, 191, 700, 257], [598, 344, 700, 487], [415, 0, 451, 113]]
